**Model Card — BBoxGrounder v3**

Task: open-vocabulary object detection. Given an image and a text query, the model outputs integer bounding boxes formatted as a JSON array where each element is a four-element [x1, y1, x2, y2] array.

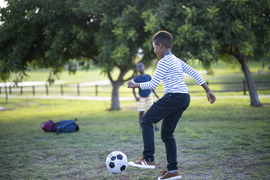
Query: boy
[[133, 62, 159, 131], [127, 30, 216, 180]]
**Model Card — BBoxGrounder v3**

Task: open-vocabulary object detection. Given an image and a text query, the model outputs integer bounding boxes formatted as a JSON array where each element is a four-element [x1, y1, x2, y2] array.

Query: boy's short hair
[[152, 30, 173, 49]]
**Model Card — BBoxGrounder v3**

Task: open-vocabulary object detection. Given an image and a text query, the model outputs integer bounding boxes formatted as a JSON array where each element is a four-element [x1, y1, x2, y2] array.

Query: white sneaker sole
[[158, 175, 182, 180], [128, 161, 156, 169]]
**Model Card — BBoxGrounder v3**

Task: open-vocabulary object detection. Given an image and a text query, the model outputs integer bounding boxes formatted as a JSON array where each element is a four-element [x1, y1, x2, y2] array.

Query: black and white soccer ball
[[106, 151, 128, 174]]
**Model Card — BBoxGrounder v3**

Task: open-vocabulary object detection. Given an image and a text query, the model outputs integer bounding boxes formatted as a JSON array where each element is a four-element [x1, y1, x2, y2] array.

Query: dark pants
[[141, 93, 190, 171]]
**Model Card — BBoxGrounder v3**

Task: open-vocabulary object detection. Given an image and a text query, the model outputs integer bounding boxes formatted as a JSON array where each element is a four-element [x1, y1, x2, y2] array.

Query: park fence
[[1, 80, 270, 99]]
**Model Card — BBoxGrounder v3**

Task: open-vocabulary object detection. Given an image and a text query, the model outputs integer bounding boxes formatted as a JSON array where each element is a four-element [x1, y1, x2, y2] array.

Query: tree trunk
[[237, 54, 261, 106], [107, 67, 136, 110], [110, 81, 121, 110], [5, 81, 8, 101]]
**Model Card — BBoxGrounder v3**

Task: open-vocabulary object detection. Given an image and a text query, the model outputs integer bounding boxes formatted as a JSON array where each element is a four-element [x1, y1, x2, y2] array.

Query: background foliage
[[1, 0, 269, 108]]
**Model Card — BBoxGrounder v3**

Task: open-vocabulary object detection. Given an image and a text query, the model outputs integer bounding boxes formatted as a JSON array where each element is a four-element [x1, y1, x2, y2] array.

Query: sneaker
[[158, 170, 182, 180], [128, 157, 156, 169]]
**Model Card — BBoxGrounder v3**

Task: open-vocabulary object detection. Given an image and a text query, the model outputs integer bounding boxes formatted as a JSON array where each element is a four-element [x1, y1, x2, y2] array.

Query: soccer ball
[[106, 151, 128, 174]]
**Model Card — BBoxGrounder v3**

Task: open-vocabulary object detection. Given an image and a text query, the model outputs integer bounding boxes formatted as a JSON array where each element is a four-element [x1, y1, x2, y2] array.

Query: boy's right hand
[[127, 80, 135, 88]]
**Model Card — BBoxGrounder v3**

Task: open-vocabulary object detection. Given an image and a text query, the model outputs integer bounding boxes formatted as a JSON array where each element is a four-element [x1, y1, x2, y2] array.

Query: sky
[[0, 0, 7, 8], [0, 0, 7, 25]]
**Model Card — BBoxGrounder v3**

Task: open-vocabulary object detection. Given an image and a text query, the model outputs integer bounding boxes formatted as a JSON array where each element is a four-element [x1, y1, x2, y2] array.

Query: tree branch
[[107, 72, 114, 83], [221, 45, 240, 60], [123, 69, 136, 82]]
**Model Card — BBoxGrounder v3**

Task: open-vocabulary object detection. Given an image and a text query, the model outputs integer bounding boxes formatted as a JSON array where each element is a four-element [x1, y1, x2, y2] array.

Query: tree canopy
[[0, 0, 99, 81], [1, 0, 269, 108], [143, 0, 270, 106]]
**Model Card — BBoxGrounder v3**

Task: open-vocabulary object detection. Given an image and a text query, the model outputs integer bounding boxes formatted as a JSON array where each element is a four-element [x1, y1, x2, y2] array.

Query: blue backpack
[[55, 119, 79, 134]]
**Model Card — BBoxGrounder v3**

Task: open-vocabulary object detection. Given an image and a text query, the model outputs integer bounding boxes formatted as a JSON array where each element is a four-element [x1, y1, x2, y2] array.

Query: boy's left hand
[[207, 91, 216, 104]]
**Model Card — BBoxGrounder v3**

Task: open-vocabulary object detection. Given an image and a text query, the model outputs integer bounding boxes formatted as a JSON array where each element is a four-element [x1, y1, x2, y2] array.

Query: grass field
[[4, 58, 269, 83], [2, 60, 270, 98], [1, 59, 270, 179], [0, 97, 270, 180]]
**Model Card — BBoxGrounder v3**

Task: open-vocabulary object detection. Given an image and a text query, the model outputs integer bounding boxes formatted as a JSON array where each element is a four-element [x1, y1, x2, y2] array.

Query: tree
[[90, 0, 156, 110], [0, 0, 155, 110], [0, 0, 99, 82], [2, 0, 268, 109], [144, 0, 270, 106]]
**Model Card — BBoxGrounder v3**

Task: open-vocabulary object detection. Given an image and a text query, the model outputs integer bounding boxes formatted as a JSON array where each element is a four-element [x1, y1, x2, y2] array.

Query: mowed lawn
[[3, 60, 270, 98], [0, 97, 270, 180]]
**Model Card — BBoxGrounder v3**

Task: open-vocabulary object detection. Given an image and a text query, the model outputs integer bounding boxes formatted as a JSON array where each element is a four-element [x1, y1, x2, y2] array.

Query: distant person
[[133, 62, 159, 131], [127, 30, 216, 180]]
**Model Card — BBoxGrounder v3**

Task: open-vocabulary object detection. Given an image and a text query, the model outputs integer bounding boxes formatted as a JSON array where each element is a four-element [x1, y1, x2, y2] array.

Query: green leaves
[[112, 5, 139, 42], [206, 6, 220, 19], [0, 0, 100, 81], [111, 44, 130, 64], [1, 0, 269, 83], [183, 6, 197, 20], [141, 10, 159, 33]]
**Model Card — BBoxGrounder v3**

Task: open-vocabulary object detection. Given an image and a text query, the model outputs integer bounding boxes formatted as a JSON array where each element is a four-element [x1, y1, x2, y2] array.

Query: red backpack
[[41, 120, 57, 132]]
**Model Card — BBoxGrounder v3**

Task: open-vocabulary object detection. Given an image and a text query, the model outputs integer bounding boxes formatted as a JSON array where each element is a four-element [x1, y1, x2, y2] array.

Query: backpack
[[56, 119, 79, 134], [41, 120, 57, 132], [41, 119, 79, 134]]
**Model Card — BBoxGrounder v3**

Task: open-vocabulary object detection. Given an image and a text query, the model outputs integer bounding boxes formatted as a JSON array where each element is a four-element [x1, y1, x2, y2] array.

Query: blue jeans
[[141, 93, 190, 171]]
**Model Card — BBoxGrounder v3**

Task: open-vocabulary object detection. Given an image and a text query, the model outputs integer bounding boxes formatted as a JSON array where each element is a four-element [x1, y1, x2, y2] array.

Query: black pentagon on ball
[[116, 154, 123, 160], [111, 156, 116, 161], [109, 162, 115, 168], [120, 165, 126, 171]]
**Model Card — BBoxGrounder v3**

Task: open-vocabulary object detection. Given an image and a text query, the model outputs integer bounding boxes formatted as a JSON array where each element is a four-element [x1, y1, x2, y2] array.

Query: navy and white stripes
[[140, 54, 205, 94]]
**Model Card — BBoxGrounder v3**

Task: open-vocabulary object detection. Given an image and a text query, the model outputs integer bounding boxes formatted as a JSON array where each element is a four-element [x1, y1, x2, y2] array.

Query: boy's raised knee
[[161, 132, 175, 142]]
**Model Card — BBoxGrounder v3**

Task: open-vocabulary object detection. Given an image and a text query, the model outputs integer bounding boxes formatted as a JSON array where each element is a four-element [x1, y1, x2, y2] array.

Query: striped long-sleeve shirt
[[140, 54, 205, 94]]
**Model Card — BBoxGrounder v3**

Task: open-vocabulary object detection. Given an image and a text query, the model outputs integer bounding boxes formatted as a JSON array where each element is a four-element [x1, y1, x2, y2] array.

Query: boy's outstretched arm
[[202, 83, 216, 104], [127, 80, 140, 88]]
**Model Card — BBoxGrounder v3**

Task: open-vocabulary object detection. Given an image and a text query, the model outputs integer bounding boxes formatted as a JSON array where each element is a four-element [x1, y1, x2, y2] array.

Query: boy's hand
[[127, 80, 135, 88], [135, 97, 140, 101], [207, 91, 216, 104], [202, 83, 216, 104]]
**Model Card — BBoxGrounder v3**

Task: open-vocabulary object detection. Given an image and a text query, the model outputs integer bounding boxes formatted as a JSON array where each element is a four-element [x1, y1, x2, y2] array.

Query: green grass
[[0, 97, 270, 179], [7, 67, 107, 83], [5, 59, 270, 83]]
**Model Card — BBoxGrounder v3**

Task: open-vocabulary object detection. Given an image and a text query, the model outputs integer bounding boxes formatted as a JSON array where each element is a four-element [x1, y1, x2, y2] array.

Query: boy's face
[[153, 41, 162, 59], [136, 63, 144, 73]]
